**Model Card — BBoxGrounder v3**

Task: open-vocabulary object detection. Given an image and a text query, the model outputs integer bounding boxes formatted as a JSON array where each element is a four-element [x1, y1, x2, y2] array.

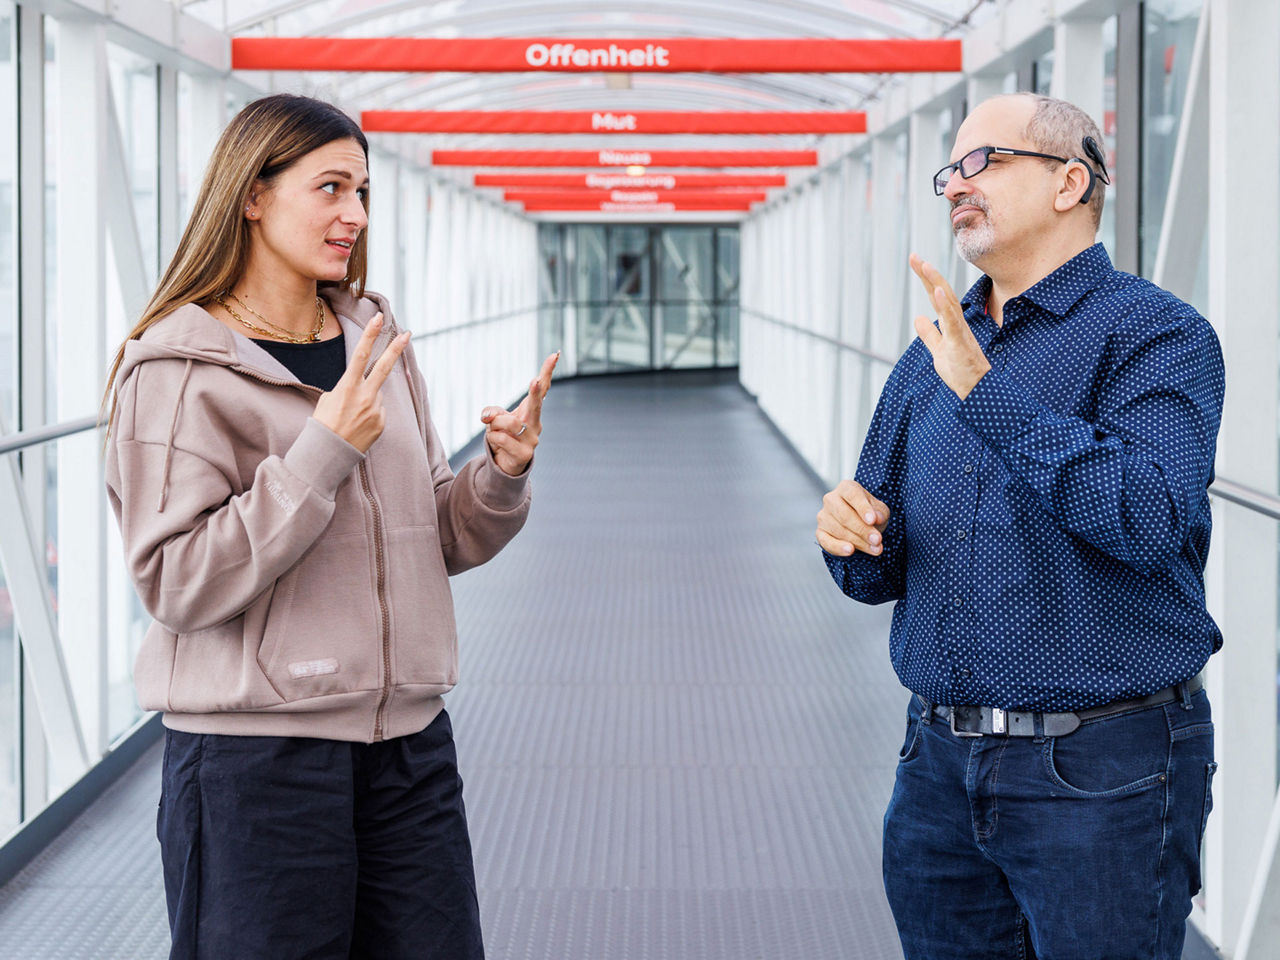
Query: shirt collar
[[960, 243, 1114, 321]]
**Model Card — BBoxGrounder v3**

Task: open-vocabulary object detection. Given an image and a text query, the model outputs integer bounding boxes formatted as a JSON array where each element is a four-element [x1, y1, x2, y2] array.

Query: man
[[816, 94, 1223, 959]]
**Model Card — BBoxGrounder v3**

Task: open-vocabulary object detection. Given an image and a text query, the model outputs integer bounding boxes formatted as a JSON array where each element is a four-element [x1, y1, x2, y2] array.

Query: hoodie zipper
[[362, 461, 392, 741], [234, 362, 394, 742]]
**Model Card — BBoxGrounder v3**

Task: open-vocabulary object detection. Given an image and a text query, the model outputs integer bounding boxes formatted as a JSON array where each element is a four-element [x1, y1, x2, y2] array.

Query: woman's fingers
[[340, 313, 383, 387], [485, 411, 527, 438], [525, 352, 560, 429], [365, 331, 411, 392]]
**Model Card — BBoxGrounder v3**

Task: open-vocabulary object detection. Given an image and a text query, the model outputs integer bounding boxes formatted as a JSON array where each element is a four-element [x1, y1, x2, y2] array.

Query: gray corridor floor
[[0, 371, 1217, 959]]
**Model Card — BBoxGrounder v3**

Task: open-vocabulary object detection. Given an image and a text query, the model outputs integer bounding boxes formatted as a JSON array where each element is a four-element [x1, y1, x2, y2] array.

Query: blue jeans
[[883, 688, 1216, 960], [158, 710, 484, 960]]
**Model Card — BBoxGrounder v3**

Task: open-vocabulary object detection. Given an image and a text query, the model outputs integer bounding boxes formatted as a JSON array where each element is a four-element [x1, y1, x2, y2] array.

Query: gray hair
[[1019, 94, 1107, 228]]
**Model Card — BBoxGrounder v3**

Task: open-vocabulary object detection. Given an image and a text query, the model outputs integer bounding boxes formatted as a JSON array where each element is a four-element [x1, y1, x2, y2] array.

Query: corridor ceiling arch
[[218, 0, 979, 219]]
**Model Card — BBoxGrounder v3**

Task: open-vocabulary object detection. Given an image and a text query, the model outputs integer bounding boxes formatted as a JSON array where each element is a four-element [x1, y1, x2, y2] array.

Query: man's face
[[943, 98, 1056, 267]]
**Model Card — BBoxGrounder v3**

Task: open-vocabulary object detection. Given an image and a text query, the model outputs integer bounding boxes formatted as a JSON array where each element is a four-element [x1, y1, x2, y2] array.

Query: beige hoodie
[[105, 288, 530, 742]]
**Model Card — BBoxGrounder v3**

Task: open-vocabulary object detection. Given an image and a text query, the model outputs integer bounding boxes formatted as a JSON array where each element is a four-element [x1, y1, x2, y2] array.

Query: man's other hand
[[817, 480, 890, 557]]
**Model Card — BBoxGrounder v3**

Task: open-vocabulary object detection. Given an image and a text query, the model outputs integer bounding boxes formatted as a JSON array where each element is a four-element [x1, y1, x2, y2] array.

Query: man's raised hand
[[909, 253, 991, 401]]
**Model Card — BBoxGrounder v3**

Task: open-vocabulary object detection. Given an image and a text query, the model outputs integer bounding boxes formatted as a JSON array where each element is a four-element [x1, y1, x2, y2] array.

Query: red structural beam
[[476, 173, 788, 189], [232, 38, 962, 74], [363, 110, 866, 134], [522, 200, 754, 213], [433, 149, 817, 168], [505, 189, 768, 204]]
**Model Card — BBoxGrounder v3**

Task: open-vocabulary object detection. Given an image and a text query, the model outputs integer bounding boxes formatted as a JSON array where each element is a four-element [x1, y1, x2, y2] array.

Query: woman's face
[[246, 137, 369, 284]]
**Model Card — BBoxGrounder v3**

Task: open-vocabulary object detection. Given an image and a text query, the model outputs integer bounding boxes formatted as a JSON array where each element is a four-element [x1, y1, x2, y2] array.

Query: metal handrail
[[0, 309, 543, 456], [741, 305, 1280, 521], [0, 416, 102, 456], [741, 306, 898, 367], [413, 305, 539, 340], [1208, 478, 1280, 521]]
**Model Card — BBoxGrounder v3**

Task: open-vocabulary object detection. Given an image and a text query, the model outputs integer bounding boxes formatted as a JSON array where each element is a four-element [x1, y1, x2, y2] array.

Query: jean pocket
[[898, 712, 923, 763], [1040, 708, 1170, 798], [1198, 762, 1217, 847]]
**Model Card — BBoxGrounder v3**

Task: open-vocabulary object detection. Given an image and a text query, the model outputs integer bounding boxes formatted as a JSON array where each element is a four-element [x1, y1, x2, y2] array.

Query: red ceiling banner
[[504, 189, 768, 204], [433, 149, 818, 168], [476, 173, 788, 189], [522, 200, 754, 212], [364, 110, 866, 134], [232, 38, 962, 74]]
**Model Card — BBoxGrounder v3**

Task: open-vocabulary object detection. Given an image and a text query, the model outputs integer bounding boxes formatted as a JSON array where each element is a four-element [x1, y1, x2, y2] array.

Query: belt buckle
[[949, 705, 984, 738]]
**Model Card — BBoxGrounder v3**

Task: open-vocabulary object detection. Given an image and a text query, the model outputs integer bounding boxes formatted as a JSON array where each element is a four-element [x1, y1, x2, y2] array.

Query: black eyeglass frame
[[932, 140, 1112, 204]]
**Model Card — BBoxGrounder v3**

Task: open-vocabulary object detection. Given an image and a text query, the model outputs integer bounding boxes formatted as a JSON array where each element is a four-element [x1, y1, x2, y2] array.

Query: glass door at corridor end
[[538, 223, 740, 375]]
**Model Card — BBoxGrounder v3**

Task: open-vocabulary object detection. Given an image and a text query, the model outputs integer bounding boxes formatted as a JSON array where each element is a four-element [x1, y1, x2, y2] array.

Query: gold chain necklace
[[214, 292, 326, 343]]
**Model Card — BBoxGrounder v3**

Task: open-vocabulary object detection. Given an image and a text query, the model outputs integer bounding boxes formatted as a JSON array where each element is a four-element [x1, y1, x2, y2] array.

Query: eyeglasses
[[933, 139, 1112, 201], [932, 146, 1071, 196]]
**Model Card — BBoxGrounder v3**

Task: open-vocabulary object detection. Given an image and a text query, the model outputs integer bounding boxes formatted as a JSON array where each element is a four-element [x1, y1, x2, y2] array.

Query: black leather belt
[[923, 676, 1204, 738]]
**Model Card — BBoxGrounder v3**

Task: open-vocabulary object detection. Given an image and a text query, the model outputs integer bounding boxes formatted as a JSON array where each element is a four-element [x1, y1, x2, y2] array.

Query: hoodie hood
[[115, 286, 397, 387]]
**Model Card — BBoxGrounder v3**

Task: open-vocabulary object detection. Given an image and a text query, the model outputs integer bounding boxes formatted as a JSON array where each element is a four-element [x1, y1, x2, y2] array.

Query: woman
[[104, 93, 555, 959]]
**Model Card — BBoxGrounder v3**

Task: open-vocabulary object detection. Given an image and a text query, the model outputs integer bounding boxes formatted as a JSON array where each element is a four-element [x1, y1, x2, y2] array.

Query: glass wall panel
[[1034, 50, 1054, 95], [0, 3, 15, 430], [42, 17, 56, 420], [0, 557, 16, 836], [176, 71, 192, 225], [1141, 0, 1202, 279], [658, 226, 714, 369], [716, 228, 740, 365], [537, 224, 563, 369], [571, 224, 610, 374], [106, 523, 146, 743], [108, 44, 159, 284], [605, 226, 651, 370], [1101, 16, 1119, 259]]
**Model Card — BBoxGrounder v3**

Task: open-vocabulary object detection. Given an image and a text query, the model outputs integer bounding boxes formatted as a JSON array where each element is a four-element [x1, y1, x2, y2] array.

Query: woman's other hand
[[481, 352, 559, 477], [313, 314, 411, 452]]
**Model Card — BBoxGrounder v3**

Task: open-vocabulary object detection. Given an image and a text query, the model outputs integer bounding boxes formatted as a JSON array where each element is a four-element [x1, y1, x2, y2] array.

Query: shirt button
[[963, 463, 974, 474], [957, 530, 967, 540], [991, 343, 1003, 353], [953, 597, 963, 607], [959, 668, 972, 678]]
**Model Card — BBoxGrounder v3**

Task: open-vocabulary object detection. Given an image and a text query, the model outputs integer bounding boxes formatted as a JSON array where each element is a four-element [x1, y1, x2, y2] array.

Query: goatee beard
[[951, 199, 994, 264], [955, 219, 995, 263]]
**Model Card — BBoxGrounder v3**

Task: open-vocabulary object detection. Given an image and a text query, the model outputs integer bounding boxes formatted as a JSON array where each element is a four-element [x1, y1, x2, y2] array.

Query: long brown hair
[[103, 94, 370, 426]]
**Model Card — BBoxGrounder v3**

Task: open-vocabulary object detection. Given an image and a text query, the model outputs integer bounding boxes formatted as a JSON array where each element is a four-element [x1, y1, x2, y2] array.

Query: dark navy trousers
[[158, 710, 484, 960], [883, 688, 1216, 960]]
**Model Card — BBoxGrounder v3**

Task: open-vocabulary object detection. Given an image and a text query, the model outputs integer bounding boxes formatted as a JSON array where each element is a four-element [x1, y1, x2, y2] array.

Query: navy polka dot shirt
[[823, 244, 1225, 711]]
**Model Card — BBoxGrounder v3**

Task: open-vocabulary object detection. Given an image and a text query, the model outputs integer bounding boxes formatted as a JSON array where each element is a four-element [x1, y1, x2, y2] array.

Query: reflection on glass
[[1141, 0, 1201, 279]]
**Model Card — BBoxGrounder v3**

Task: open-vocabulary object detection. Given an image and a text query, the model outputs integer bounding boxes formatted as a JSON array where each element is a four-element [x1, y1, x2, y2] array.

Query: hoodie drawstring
[[157, 359, 193, 513]]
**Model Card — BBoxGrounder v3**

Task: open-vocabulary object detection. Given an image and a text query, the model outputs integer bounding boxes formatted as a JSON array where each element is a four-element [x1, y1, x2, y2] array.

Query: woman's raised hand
[[313, 314, 411, 452], [481, 352, 560, 477]]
